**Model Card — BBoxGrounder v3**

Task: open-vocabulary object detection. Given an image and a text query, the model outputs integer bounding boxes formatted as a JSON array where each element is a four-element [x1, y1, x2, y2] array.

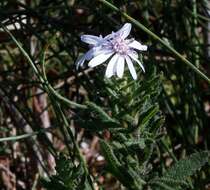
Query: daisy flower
[[76, 23, 147, 80]]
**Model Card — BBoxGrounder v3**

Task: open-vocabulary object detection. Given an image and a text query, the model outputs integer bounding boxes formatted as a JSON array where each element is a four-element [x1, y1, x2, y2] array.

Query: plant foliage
[[0, 0, 210, 189]]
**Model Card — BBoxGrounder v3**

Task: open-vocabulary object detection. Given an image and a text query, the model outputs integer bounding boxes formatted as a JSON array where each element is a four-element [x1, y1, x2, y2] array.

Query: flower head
[[76, 23, 147, 80]]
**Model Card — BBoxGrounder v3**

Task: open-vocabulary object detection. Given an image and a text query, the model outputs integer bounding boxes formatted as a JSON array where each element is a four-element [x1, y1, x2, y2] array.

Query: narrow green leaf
[[86, 102, 119, 125]]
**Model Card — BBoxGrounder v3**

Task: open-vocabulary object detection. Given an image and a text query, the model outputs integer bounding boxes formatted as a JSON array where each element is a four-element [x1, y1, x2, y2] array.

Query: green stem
[[0, 127, 52, 142], [98, 0, 210, 84], [48, 85, 87, 109], [52, 98, 94, 188], [0, 24, 44, 83], [40, 43, 87, 110], [1, 23, 86, 110], [1, 24, 93, 188], [161, 139, 178, 162]]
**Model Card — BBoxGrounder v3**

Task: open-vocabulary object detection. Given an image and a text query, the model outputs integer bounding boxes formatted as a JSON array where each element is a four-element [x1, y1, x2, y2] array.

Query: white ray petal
[[104, 32, 115, 40], [81, 35, 102, 45], [85, 48, 94, 60], [130, 50, 138, 59], [92, 47, 111, 57], [117, 23, 132, 39], [88, 52, 113, 68], [128, 40, 148, 51], [113, 57, 118, 74], [105, 54, 119, 78], [128, 53, 145, 72], [116, 56, 125, 78], [76, 48, 95, 69], [125, 56, 137, 80], [76, 54, 87, 69]]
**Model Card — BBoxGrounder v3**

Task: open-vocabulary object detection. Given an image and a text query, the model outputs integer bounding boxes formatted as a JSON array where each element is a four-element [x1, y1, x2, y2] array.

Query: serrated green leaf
[[165, 151, 209, 180]]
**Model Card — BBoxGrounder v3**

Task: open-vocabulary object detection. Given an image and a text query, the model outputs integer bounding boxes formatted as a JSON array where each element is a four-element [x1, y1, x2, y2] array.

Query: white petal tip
[[80, 35, 86, 42], [105, 72, 113, 78], [124, 23, 132, 27], [142, 45, 148, 51], [105, 75, 112, 79], [88, 63, 94, 68], [128, 41, 148, 51], [132, 75, 137, 80]]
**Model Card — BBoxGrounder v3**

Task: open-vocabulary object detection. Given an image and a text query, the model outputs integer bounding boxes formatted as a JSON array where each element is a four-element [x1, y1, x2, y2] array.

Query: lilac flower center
[[111, 37, 129, 55]]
